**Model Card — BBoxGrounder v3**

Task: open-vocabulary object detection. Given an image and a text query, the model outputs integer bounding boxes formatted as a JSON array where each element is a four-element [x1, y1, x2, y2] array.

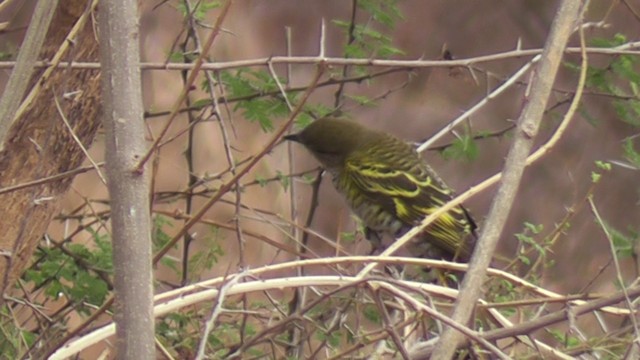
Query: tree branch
[[99, 0, 154, 357], [0, 0, 59, 146], [429, 1, 585, 358]]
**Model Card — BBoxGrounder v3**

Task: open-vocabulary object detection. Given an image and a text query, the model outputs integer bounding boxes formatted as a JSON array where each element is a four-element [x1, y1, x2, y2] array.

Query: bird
[[284, 117, 477, 262]]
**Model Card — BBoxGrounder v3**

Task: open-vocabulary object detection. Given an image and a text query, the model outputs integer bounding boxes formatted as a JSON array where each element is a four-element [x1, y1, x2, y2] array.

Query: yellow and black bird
[[284, 117, 477, 262]]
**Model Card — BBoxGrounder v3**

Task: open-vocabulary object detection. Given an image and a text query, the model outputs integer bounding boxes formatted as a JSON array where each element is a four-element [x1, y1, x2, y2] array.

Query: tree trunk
[[0, 1, 101, 300]]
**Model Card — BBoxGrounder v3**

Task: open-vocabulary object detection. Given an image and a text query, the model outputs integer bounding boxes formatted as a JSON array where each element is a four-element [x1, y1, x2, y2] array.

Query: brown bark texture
[[0, 1, 100, 299]]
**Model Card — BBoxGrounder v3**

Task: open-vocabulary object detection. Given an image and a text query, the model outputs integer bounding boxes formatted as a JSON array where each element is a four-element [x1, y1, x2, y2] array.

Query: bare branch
[[0, 0, 59, 146], [135, 0, 235, 171], [1, 42, 639, 71], [430, 1, 586, 358]]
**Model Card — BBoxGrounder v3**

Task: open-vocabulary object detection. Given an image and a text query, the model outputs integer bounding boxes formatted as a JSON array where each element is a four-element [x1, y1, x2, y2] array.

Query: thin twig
[[136, 0, 234, 171], [0, 162, 104, 196], [195, 272, 248, 359], [3, 42, 640, 71], [151, 66, 325, 264], [53, 91, 106, 185], [417, 55, 540, 152], [588, 197, 640, 344]]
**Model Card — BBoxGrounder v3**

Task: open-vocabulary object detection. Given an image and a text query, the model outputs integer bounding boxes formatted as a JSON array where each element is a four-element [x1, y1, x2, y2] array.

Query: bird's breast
[[332, 175, 404, 234]]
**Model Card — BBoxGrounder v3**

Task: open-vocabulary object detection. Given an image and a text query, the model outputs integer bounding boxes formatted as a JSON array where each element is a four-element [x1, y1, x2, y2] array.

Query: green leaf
[[360, 0, 403, 28], [611, 55, 640, 84], [219, 68, 292, 132], [255, 174, 268, 187], [605, 224, 637, 259], [153, 215, 174, 250], [524, 222, 544, 234], [187, 227, 224, 280], [340, 231, 356, 242], [378, 43, 405, 57], [176, 0, 220, 21], [168, 51, 185, 62], [595, 160, 612, 171], [590, 33, 627, 48], [518, 254, 531, 265], [345, 94, 377, 107], [301, 173, 317, 184], [344, 43, 367, 59], [623, 138, 640, 168], [442, 135, 479, 162], [362, 304, 381, 323], [276, 170, 290, 190]]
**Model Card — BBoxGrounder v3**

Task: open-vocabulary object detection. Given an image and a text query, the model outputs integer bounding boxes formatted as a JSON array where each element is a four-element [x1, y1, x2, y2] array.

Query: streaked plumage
[[285, 118, 477, 261]]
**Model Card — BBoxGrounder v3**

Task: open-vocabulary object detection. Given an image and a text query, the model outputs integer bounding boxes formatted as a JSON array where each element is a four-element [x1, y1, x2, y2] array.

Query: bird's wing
[[344, 158, 473, 258]]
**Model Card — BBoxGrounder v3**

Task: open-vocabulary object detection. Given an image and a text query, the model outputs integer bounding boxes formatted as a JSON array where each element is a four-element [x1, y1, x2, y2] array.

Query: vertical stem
[[0, 0, 59, 144], [430, 1, 584, 358], [99, 0, 154, 358]]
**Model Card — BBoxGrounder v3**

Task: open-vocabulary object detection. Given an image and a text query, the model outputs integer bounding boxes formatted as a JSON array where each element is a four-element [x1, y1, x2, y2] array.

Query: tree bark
[[99, 0, 155, 357], [0, 1, 101, 301]]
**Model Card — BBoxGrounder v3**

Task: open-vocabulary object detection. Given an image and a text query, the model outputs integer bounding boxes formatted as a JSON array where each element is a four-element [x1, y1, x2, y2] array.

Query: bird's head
[[284, 118, 368, 171]]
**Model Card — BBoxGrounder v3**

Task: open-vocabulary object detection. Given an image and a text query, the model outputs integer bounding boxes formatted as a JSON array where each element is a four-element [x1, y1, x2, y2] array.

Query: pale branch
[[0, 0, 59, 146], [150, 255, 636, 316], [11, 0, 99, 132], [52, 266, 640, 359], [418, 54, 540, 152], [589, 197, 640, 343], [0, 43, 638, 71], [196, 272, 249, 360], [430, 1, 586, 358]]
